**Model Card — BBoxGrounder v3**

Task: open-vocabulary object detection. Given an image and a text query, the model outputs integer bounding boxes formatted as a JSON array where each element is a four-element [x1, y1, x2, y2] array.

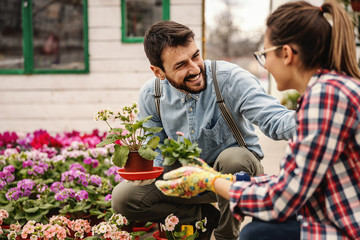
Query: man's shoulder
[[140, 77, 157, 93], [205, 59, 255, 88], [204, 59, 240, 72]]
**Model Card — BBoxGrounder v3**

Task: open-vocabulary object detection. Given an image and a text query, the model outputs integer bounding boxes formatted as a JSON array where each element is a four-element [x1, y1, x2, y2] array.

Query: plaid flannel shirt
[[229, 69, 360, 239]]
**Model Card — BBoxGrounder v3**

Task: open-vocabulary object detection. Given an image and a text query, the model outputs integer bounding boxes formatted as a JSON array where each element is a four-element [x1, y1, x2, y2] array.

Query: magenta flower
[[3, 165, 15, 173], [91, 159, 99, 168], [50, 182, 64, 193], [105, 194, 112, 201], [90, 175, 102, 186], [17, 179, 36, 191], [83, 157, 92, 165], [75, 190, 88, 201]]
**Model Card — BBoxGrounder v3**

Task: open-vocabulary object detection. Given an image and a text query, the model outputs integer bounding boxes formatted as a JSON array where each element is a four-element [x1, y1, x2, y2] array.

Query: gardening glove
[[155, 163, 233, 198], [126, 179, 156, 186]]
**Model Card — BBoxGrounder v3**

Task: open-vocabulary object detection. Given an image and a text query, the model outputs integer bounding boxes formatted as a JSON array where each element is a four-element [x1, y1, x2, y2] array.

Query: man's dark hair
[[144, 21, 195, 71]]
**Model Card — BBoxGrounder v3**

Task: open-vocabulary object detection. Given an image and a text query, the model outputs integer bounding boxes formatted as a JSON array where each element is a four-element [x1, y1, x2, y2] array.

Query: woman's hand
[[155, 161, 233, 198]]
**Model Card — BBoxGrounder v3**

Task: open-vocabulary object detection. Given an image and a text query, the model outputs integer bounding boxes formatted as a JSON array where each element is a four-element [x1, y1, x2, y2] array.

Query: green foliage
[[281, 91, 301, 110], [158, 132, 202, 166]]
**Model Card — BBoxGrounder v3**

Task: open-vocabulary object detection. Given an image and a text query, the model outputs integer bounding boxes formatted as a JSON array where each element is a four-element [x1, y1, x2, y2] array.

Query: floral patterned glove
[[155, 163, 233, 198]]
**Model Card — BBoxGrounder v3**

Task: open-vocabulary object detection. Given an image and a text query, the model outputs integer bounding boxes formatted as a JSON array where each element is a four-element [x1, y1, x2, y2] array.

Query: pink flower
[[165, 222, 176, 231], [168, 215, 179, 225], [164, 214, 179, 231], [176, 131, 184, 136]]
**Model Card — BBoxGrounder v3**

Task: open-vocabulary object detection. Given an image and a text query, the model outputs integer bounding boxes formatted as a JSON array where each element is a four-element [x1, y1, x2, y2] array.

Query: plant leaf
[[23, 206, 39, 213], [139, 146, 158, 160], [90, 208, 103, 215], [147, 136, 160, 149], [144, 126, 163, 133], [112, 145, 129, 167], [96, 138, 116, 147]]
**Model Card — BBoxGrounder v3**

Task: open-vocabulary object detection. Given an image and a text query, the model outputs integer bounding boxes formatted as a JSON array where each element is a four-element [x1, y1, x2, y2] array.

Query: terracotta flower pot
[[124, 151, 153, 172]]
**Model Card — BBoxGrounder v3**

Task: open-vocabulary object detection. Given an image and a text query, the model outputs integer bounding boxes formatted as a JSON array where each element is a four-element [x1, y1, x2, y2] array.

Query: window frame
[[121, 0, 170, 43], [0, 0, 89, 75]]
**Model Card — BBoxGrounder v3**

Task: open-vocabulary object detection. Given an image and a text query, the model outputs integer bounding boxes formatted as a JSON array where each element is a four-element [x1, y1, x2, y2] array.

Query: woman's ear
[[282, 45, 294, 66], [150, 65, 165, 80]]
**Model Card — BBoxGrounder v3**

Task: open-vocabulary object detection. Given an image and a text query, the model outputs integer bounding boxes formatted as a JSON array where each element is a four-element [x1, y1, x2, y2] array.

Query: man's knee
[[214, 147, 263, 176], [112, 182, 130, 213]]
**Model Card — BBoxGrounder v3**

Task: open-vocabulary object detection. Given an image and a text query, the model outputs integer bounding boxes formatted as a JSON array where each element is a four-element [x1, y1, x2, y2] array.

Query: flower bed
[[0, 129, 150, 240]]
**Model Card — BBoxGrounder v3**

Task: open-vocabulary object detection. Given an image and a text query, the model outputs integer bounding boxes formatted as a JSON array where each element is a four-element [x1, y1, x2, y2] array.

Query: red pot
[[153, 231, 167, 240], [124, 152, 153, 172], [351, 0, 360, 11]]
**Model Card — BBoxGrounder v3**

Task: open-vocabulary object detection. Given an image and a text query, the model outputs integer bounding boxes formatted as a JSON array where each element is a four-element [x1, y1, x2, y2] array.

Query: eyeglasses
[[253, 45, 283, 67]]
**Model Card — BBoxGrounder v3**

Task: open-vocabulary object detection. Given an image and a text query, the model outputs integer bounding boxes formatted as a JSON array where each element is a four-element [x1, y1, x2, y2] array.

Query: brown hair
[[267, 0, 360, 79], [143, 21, 195, 71]]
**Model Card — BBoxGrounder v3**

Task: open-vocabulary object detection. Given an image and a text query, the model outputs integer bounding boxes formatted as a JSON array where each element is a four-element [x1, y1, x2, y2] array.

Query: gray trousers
[[111, 146, 264, 240]]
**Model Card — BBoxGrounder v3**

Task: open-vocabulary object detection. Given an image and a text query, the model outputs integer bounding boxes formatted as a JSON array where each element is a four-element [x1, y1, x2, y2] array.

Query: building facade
[[0, 0, 204, 133]]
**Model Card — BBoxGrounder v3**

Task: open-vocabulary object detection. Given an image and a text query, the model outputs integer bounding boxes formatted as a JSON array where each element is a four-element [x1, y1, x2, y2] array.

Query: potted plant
[[158, 131, 202, 171], [95, 103, 163, 172]]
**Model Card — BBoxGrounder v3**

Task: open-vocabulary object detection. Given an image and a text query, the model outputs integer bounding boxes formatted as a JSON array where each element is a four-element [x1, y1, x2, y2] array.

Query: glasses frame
[[253, 45, 283, 67]]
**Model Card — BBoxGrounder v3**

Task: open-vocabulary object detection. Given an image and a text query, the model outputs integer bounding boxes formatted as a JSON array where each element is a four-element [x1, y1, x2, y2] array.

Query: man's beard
[[165, 70, 207, 94]]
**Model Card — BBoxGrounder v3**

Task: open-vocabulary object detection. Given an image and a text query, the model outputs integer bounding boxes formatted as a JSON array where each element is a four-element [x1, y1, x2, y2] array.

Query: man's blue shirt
[[138, 60, 296, 167]]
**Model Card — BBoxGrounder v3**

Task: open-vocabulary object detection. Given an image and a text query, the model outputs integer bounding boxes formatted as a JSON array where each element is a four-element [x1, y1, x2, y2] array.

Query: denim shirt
[[138, 60, 296, 167]]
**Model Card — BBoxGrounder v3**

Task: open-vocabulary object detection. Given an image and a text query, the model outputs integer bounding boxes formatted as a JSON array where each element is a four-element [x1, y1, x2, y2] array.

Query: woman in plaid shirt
[[156, 1, 360, 239]]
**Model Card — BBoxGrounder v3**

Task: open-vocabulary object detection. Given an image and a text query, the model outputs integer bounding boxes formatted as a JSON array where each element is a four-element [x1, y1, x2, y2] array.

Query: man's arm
[[223, 63, 296, 140]]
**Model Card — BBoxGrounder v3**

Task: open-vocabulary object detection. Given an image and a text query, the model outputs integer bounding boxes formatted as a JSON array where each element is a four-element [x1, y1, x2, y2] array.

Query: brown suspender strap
[[211, 61, 247, 147], [154, 78, 161, 120]]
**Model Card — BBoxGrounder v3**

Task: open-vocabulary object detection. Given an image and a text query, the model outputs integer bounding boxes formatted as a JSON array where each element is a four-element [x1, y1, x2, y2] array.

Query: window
[[0, 0, 89, 74], [121, 0, 170, 43]]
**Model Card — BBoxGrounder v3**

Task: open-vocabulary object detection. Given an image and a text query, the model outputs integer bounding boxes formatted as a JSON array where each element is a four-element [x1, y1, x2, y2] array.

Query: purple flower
[[55, 188, 76, 201], [33, 166, 45, 175], [0, 180, 6, 190], [0, 170, 15, 183], [90, 175, 102, 186], [69, 189, 76, 198], [3, 165, 15, 173], [69, 163, 85, 172], [75, 190, 88, 201], [115, 174, 124, 183], [6, 187, 22, 201], [50, 182, 64, 193], [27, 169, 35, 175], [55, 191, 68, 201], [105, 194, 112, 201], [23, 160, 34, 168], [106, 166, 120, 176], [80, 179, 89, 187], [83, 157, 92, 165], [5, 173, 15, 183], [17, 179, 36, 191], [37, 183, 48, 193], [91, 159, 99, 168]]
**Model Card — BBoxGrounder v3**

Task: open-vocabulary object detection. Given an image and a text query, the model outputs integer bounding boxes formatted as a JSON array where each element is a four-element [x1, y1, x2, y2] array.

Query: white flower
[[30, 235, 38, 240], [98, 224, 107, 234]]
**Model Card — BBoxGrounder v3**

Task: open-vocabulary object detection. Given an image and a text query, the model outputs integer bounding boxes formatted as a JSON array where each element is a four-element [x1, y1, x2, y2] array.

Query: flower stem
[[105, 120, 112, 130]]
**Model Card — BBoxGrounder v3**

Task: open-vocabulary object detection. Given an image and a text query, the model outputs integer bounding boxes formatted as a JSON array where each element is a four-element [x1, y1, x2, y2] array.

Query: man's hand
[[155, 163, 233, 198], [126, 179, 156, 186]]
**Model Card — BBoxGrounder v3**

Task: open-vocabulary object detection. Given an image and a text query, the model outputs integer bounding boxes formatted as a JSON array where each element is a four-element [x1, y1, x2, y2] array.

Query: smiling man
[[111, 21, 296, 240]]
